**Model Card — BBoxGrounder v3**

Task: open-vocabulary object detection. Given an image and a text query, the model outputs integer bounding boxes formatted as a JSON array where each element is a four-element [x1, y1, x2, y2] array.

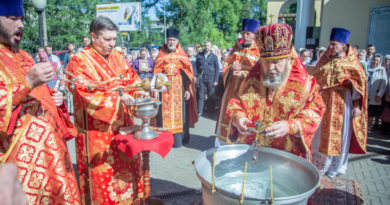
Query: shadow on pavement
[[371, 155, 390, 165], [366, 135, 390, 155], [184, 134, 216, 152], [150, 178, 202, 204], [200, 111, 218, 121], [350, 134, 390, 162]]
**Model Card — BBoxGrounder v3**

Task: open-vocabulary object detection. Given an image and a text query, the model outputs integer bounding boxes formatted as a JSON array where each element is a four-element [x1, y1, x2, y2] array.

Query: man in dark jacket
[[196, 40, 219, 116]]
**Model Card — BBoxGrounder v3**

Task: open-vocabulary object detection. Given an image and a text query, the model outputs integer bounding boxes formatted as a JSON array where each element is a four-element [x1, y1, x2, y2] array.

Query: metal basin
[[194, 144, 320, 205], [126, 97, 161, 140], [128, 97, 160, 119]]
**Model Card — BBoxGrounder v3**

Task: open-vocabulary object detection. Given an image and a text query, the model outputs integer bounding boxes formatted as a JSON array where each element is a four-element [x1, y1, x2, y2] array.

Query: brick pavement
[[345, 134, 390, 205]]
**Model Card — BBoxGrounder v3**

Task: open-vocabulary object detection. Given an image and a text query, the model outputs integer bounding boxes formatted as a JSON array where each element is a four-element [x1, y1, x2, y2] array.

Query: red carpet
[[309, 176, 364, 205]]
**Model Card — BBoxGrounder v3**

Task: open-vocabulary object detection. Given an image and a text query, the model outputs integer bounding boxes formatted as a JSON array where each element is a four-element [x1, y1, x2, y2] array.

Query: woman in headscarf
[[367, 54, 388, 131], [299, 48, 311, 67]]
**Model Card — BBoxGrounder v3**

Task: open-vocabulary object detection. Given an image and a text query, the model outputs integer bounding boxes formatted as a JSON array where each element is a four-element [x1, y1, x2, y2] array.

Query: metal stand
[[134, 118, 158, 140], [36, 8, 44, 47]]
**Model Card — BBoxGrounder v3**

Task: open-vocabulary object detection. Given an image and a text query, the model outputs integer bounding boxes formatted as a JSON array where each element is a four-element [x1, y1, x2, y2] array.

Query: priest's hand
[[352, 107, 362, 118], [236, 117, 252, 136], [135, 90, 150, 98], [120, 94, 135, 105], [0, 163, 29, 205], [265, 121, 288, 138], [25, 62, 56, 88], [51, 89, 64, 107], [184, 90, 191, 101]]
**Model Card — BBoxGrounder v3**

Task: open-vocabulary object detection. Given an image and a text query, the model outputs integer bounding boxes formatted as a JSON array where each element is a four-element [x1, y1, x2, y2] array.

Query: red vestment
[[227, 56, 326, 159], [312, 45, 368, 155], [216, 40, 260, 143], [153, 44, 198, 133], [67, 47, 143, 204], [0, 43, 81, 204]]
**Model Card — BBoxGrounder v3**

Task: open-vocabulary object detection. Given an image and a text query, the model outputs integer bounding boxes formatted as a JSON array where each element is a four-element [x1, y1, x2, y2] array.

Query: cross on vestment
[[169, 64, 175, 73], [166, 64, 176, 76]]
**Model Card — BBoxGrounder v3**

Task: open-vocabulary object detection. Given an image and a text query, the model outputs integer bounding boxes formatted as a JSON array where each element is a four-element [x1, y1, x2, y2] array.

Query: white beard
[[168, 44, 176, 52], [261, 65, 289, 89]]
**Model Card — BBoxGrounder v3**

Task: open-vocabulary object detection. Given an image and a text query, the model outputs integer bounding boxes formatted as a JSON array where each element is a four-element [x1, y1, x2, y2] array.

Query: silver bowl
[[194, 144, 320, 205], [128, 97, 161, 140]]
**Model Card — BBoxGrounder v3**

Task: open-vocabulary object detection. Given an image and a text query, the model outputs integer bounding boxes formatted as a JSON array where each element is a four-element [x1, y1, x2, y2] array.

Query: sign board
[[96, 2, 141, 31]]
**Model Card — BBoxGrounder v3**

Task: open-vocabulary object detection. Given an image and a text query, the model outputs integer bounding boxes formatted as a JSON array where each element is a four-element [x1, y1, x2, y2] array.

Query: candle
[[270, 165, 274, 202], [240, 161, 248, 204], [212, 152, 216, 193]]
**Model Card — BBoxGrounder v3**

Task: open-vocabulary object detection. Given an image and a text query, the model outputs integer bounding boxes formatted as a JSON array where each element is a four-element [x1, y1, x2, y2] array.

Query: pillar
[[295, 0, 315, 49]]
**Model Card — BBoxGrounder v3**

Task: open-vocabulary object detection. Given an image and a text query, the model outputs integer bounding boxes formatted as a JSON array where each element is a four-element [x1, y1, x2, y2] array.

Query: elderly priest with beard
[[227, 23, 325, 159]]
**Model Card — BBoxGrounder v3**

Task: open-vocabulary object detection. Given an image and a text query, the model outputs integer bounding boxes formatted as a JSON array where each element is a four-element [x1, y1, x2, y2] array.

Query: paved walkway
[[345, 133, 390, 205], [67, 112, 390, 205]]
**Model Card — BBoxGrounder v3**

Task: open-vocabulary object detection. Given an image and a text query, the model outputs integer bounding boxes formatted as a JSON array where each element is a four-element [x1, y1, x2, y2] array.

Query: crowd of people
[[32, 32, 232, 122], [1, 0, 390, 205]]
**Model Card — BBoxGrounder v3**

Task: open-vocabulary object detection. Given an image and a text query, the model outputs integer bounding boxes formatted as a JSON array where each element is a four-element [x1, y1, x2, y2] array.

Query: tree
[[21, 0, 160, 53], [22, 0, 100, 53], [156, 0, 267, 49], [20, 0, 267, 53], [251, 0, 267, 25]]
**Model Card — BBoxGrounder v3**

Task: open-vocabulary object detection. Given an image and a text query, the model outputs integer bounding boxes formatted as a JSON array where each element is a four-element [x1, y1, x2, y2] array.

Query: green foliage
[[20, 0, 267, 53], [22, 0, 100, 53], [157, 0, 267, 49], [283, 2, 297, 14]]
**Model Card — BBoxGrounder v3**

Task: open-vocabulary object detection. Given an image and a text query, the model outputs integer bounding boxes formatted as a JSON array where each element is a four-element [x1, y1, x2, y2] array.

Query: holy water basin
[[194, 144, 320, 205]]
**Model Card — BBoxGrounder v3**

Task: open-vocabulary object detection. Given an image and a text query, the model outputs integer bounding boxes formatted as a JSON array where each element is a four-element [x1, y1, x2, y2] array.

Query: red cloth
[[115, 131, 174, 159]]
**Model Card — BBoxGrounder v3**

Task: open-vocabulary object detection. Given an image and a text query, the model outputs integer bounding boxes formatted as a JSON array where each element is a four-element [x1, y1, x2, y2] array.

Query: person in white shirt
[[45, 45, 61, 70]]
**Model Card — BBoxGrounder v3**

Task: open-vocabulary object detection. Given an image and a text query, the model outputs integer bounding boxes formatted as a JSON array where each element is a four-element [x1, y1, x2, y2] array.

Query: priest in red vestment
[[0, 1, 81, 204], [67, 17, 144, 204], [311, 28, 368, 178], [227, 23, 326, 159], [153, 29, 198, 147], [216, 18, 260, 146]]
